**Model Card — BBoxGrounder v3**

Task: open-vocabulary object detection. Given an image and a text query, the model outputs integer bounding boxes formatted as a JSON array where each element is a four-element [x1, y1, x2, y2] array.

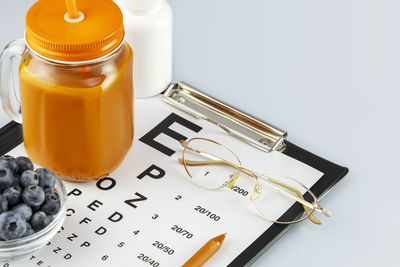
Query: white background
[[0, 1, 399, 266]]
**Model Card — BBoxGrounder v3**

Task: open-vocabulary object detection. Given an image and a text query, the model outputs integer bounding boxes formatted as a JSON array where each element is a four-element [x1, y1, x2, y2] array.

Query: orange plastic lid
[[25, 0, 124, 62]]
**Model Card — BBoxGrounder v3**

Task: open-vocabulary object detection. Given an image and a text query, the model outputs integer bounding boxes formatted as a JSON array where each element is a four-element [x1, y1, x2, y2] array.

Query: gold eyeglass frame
[[179, 137, 331, 225]]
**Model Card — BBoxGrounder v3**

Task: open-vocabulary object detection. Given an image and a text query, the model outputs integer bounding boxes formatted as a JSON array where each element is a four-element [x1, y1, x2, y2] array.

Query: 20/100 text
[[194, 205, 221, 221]]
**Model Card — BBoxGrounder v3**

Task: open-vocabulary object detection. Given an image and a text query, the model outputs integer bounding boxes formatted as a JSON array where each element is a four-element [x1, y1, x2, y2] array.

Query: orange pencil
[[182, 233, 226, 267]]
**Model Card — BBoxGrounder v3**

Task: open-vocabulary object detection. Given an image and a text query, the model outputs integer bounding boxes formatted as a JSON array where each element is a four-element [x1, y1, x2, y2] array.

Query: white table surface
[[1, 1, 399, 266]]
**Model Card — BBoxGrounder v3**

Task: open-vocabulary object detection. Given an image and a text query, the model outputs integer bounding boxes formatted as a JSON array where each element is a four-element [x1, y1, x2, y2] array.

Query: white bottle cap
[[116, 0, 163, 11]]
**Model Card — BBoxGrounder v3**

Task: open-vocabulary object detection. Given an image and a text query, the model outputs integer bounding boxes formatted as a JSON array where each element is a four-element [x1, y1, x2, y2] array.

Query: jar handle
[[0, 39, 26, 124]]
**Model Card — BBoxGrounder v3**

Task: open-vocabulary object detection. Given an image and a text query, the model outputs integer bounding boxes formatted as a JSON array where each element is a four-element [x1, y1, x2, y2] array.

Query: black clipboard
[[163, 82, 349, 266], [0, 83, 348, 267]]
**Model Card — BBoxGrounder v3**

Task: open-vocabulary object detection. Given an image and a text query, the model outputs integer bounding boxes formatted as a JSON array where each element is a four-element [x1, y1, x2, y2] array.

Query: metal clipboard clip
[[163, 82, 287, 152]]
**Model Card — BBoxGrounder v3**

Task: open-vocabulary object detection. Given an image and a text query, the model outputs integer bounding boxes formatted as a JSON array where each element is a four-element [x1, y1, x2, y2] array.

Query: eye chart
[[4, 96, 323, 267]]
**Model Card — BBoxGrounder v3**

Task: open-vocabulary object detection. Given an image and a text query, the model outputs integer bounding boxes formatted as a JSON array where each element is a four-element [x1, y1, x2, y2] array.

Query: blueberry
[[35, 168, 56, 187], [3, 186, 21, 206], [0, 211, 27, 240], [0, 156, 18, 173], [12, 203, 32, 221], [42, 186, 56, 198], [22, 185, 45, 207], [20, 170, 39, 188], [0, 194, 7, 213], [12, 173, 21, 187], [0, 167, 14, 191], [16, 156, 33, 174], [41, 190, 61, 215], [22, 222, 35, 238], [31, 211, 52, 232]]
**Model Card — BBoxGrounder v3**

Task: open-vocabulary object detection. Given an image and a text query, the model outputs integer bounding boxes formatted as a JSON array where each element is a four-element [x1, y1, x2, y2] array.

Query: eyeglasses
[[179, 137, 331, 225]]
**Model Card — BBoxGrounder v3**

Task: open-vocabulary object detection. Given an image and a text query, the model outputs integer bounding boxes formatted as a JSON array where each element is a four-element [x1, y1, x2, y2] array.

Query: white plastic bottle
[[116, 0, 173, 98]]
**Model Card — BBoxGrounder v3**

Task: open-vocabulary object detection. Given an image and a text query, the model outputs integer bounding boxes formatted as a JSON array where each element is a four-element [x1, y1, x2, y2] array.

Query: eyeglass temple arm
[[267, 177, 321, 224], [262, 178, 331, 217], [178, 158, 325, 223]]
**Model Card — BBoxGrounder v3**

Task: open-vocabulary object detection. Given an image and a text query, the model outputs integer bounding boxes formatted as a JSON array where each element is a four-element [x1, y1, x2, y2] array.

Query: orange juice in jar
[[0, 0, 133, 181]]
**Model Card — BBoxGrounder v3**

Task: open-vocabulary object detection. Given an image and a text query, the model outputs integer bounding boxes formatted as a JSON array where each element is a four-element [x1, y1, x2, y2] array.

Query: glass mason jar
[[0, 0, 134, 181]]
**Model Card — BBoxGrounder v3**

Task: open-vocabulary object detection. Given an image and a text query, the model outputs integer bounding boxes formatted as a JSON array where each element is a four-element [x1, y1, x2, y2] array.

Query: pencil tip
[[213, 233, 226, 244]]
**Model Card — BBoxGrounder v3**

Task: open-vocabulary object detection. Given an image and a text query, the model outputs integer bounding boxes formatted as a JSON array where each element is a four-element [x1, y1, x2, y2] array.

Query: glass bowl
[[0, 173, 67, 261]]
